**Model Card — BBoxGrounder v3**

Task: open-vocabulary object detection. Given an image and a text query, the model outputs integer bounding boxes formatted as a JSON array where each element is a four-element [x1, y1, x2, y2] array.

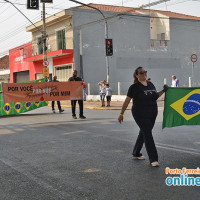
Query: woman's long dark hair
[[133, 66, 143, 83]]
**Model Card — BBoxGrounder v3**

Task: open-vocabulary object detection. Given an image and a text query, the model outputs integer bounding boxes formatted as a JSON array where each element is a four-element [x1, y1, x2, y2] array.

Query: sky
[[0, 0, 200, 57]]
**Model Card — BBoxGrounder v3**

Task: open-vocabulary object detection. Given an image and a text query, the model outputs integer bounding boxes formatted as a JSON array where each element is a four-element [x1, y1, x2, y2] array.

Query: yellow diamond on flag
[[35, 102, 40, 107], [3, 103, 11, 115], [14, 102, 22, 113], [170, 89, 200, 121]]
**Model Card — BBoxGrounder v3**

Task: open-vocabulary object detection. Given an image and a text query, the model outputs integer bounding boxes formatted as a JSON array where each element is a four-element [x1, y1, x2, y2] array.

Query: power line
[[0, 15, 41, 42], [3, 0, 42, 33], [0, 9, 19, 23], [0, 25, 73, 57], [0, 1, 65, 10], [0, 5, 73, 44], [1, 0, 200, 56]]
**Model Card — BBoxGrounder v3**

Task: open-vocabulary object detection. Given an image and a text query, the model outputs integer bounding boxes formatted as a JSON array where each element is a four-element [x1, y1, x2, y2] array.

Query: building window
[[56, 29, 66, 50], [37, 37, 43, 54], [55, 64, 72, 82], [36, 73, 43, 80], [151, 40, 168, 47]]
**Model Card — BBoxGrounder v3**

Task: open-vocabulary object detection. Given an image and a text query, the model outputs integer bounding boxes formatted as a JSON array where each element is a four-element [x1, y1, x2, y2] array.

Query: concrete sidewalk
[[49, 100, 164, 110]]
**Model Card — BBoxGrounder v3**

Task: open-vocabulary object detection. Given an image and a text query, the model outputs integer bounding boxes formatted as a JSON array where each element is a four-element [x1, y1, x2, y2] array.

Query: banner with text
[[2, 81, 83, 103], [0, 78, 48, 116]]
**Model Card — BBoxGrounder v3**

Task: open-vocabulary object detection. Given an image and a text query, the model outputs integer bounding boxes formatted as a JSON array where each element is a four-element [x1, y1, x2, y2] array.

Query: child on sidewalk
[[106, 84, 112, 107]]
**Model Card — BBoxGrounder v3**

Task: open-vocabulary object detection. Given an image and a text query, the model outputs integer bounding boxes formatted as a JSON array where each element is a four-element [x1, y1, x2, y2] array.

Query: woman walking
[[118, 67, 166, 167]]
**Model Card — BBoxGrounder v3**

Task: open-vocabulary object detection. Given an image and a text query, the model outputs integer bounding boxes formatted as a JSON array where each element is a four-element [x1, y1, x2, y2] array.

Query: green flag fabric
[[0, 78, 48, 116], [163, 87, 200, 128]]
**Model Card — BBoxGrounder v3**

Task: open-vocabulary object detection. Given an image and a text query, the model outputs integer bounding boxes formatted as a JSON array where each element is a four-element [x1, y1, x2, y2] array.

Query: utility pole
[[42, 3, 47, 62], [69, 0, 110, 83], [42, 3, 49, 80]]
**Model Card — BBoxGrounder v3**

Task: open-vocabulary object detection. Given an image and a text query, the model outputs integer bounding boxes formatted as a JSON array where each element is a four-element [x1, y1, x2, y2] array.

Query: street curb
[[48, 104, 164, 111], [86, 107, 127, 110], [48, 104, 126, 110]]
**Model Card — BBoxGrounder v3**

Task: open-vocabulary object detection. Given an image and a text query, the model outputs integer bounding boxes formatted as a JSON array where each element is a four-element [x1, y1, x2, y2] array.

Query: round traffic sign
[[191, 54, 198, 63], [43, 60, 49, 67]]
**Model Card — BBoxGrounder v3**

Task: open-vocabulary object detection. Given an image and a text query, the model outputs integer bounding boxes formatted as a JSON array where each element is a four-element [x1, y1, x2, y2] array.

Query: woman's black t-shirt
[[127, 81, 159, 111]]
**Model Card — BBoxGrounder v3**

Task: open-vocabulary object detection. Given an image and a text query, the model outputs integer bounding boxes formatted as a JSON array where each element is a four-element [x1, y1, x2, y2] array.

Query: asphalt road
[[0, 107, 200, 200]]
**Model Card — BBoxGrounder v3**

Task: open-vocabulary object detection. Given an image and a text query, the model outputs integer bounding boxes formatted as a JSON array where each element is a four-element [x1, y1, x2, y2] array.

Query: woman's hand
[[118, 97, 131, 123], [164, 84, 169, 90], [118, 115, 123, 123]]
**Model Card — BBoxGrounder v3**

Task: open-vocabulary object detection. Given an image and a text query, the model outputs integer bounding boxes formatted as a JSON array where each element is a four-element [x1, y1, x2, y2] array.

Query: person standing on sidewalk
[[171, 75, 180, 87], [98, 80, 106, 107], [68, 70, 86, 119], [51, 76, 64, 114], [105, 83, 112, 107], [118, 66, 167, 167]]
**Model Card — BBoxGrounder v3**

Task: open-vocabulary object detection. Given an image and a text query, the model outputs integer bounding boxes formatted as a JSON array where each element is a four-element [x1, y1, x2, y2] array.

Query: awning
[[23, 49, 73, 62]]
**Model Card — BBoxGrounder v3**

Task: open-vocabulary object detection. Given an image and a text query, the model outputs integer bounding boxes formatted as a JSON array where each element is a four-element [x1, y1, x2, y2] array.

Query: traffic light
[[105, 39, 113, 56], [27, 0, 39, 9]]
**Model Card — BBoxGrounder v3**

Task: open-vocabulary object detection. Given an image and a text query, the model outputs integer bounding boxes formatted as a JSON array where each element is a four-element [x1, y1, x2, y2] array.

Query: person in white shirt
[[106, 84, 112, 107], [171, 75, 180, 87], [98, 80, 106, 107]]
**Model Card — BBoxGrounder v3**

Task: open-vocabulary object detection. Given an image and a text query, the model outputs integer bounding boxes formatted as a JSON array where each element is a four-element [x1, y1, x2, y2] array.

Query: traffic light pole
[[69, 0, 110, 83]]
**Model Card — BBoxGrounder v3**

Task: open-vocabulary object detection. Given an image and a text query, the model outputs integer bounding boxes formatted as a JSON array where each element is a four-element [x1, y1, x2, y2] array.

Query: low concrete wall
[[87, 95, 126, 101], [87, 94, 165, 101]]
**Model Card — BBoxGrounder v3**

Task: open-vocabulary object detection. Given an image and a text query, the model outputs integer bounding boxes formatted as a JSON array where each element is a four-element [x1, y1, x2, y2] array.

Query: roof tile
[[78, 3, 200, 20]]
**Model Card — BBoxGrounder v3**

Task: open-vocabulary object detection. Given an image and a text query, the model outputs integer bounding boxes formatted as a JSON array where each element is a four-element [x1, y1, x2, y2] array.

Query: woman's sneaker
[[133, 155, 145, 160], [151, 161, 159, 167]]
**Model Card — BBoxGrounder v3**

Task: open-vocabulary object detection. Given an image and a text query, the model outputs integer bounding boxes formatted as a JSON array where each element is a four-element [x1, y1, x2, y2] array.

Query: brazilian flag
[[0, 78, 48, 116], [163, 87, 200, 128]]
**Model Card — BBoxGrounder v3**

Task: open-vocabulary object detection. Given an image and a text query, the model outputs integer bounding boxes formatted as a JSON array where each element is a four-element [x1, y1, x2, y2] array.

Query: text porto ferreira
[[165, 167, 200, 186]]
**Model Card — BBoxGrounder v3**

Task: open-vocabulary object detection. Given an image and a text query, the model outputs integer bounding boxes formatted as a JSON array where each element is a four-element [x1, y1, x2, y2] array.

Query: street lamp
[[69, 0, 110, 83]]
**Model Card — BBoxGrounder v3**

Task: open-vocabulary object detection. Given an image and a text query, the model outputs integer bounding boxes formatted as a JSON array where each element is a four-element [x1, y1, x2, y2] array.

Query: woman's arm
[[118, 96, 131, 123], [158, 84, 168, 97], [158, 89, 165, 97]]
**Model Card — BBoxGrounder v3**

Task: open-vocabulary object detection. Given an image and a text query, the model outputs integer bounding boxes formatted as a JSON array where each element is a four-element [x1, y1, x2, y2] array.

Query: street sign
[[43, 60, 49, 67], [43, 67, 49, 77], [191, 54, 198, 63]]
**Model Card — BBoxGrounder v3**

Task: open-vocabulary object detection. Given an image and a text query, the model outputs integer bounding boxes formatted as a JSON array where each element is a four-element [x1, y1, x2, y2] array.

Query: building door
[[54, 64, 73, 82], [14, 70, 30, 83]]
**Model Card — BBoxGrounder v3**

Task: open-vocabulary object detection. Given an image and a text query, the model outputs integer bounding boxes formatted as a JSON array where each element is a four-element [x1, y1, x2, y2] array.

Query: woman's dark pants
[[132, 107, 158, 163]]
